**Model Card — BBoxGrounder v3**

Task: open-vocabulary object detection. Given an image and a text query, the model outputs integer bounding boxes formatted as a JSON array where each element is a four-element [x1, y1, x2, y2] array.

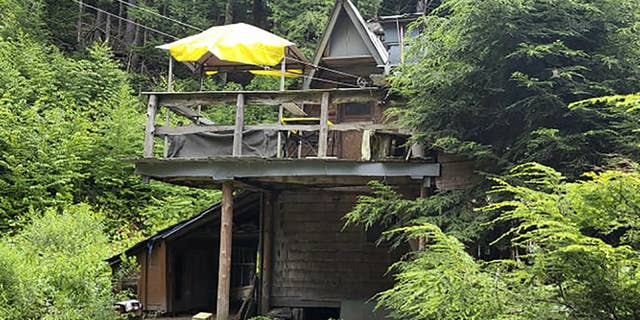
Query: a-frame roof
[[304, 0, 389, 88]]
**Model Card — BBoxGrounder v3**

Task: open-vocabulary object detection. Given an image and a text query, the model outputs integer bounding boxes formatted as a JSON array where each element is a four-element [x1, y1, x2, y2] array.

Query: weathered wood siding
[[270, 190, 396, 308], [327, 10, 371, 58], [137, 242, 167, 312], [436, 152, 482, 190]]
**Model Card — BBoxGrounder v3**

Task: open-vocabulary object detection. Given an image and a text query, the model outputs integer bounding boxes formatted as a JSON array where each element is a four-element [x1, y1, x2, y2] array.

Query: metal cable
[[112, 0, 205, 32], [74, 0, 179, 40], [285, 56, 361, 80], [77, 2, 365, 88], [298, 74, 360, 88]]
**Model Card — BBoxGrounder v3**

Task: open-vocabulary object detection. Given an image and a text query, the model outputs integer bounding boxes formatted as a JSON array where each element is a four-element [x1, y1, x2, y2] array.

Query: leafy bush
[[0, 204, 117, 320]]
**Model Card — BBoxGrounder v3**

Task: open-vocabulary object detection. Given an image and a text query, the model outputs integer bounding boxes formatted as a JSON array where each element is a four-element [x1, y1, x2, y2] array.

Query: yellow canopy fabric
[[205, 69, 302, 78], [158, 23, 297, 68], [282, 117, 334, 125], [250, 69, 303, 78]]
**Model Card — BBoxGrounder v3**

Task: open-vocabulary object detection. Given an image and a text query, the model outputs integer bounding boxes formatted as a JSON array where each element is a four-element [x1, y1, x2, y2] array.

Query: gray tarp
[[168, 130, 278, 158]]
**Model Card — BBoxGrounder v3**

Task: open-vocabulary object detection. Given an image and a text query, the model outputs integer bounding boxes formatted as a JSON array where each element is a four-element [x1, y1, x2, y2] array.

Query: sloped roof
[[107, 192, 260, 264], [304, 0, 389, 88]]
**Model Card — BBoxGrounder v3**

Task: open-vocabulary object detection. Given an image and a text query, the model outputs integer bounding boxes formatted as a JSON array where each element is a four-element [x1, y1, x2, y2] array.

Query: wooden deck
[[138, 88, 439, 189]]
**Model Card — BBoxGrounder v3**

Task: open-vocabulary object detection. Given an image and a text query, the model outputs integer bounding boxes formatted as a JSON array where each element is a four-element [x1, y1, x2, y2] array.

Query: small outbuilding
[[108, 192, 261, 316]]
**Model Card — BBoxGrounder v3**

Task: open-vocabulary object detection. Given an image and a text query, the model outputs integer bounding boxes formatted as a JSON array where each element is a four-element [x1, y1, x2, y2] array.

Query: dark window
[[341, 102, 373, 120]]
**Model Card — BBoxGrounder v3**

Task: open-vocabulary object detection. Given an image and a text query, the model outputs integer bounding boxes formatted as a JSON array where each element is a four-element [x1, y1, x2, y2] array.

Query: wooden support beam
[[217, 182, 234, 320], [317, 92, 330, 157], [418, 179, 429, 251], [280, 56, 286, 92], [163, 110, 170, 158], [170, 106, 215, 125], [154, 123, 401, 136], [260, 192, 274, 313], [276, 105, 284, 158], [147, 88, 383, 108], [144, 95, 158, 158], [233, 94, 245, 156]]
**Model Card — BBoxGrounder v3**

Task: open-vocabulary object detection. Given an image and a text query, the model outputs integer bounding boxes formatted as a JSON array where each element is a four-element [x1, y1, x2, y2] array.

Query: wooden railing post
[[276, 105, 284, 158], [217, 182, 234, 320], [318, 92, 330, 157], [232, 94, 245, 157], [144, 94, 158, 158]]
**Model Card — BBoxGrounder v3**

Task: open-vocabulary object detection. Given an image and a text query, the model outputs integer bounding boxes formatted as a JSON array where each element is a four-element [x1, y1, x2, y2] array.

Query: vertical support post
[[163, 111, 170, 158], [276, 55, 286, 158], [144, 95, 158, 158], [197, 67, 204, 124], [276, 105, 284, 158], [167, 56, 174, 92], [318, 92, 330, 158], [297, 104, 304, 158], [418, 177, 430, 250], [163, 56, 174, 157], [280, 56, 286, 92], [217, 182, 234, 320], [233, 94, 245, 157], [260, 192, 274, 313]]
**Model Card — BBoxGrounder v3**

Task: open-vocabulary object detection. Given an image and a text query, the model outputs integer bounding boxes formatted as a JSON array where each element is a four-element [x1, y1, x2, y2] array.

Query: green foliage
[[0, 0, 46, 40], [344, 181, 489, 244], [268, 0, 382, 56], [0, 204, 117, 320], [377, 225, 543, 319], [392, 0, 640, 176], [569, 93, 640, 110], [485, 164, 640, 318], [374, 164, 640, 319], [0, 4, 218, 238], [268, 0, 335, 56]]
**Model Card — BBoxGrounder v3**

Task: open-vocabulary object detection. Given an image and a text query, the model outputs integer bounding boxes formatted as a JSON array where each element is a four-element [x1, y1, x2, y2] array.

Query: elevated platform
[[134, 157, 439, 189], [138, 87, 436, 190]]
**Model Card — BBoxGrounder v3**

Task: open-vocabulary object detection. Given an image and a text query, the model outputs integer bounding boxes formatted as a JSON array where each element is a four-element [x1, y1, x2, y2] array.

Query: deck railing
[[143, 88, 403, 159]]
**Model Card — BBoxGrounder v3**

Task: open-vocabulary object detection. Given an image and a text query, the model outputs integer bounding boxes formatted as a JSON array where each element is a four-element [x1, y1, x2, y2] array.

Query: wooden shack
[[108, 193, 261, 315], [122, 1, 478, 319]]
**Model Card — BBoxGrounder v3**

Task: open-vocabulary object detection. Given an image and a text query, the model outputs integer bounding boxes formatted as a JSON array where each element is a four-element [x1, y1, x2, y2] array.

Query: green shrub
[[0, 204, 117, 320]]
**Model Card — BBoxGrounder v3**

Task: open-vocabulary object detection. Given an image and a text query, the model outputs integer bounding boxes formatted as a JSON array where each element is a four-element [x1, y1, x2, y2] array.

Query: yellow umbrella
[[157, 23, 308, 74]]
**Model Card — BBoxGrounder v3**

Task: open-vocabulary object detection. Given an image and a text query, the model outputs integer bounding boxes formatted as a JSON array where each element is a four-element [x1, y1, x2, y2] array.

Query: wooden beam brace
[[143, 95, 158, 158], [317, 92, 330, 157], [216, 182, 234, 320], [170, 105, 214, 125], [232, 94, 244, 156]]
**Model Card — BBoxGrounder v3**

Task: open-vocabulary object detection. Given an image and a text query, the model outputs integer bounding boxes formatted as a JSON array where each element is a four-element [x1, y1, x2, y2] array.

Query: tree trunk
[[253, 0, 266, 28], [125, 0, 138, 45], [221, 0, 235, 85], [117, 1, 124, 35], [76, 0, 83, 49], [105, 15, 111, 42], [95, 10, 105, 41], [225, 0, 235, 25]]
